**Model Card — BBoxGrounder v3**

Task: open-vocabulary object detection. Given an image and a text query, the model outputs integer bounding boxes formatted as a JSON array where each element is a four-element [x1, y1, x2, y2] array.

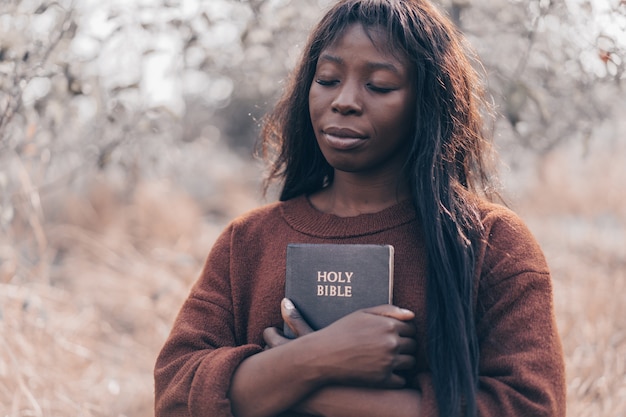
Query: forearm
[[229, 336, 325, 417], [238, 302, 419, 417], [296, 386, 422, 417]]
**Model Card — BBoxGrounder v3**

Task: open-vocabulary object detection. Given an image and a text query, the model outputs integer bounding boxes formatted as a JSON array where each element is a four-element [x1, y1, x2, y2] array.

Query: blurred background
[[0, 0, 624, 415]]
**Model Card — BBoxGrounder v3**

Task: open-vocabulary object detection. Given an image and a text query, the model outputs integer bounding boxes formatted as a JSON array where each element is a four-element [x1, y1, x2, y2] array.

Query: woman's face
[[308, 23, 416, 178]]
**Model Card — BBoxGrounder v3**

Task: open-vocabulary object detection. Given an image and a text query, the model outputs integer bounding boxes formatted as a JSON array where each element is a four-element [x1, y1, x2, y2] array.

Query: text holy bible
[[284, 243, 394, 338]]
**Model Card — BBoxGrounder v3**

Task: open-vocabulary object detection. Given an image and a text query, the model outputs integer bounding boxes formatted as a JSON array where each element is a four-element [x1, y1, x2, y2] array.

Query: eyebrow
[[318, 53, 401, 74]]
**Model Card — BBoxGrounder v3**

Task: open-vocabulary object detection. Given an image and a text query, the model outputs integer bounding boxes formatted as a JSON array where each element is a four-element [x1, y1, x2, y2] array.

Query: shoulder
[[219, 195, 309, 239], [477, 200, 536, 240], [204, 199, 291, 262], [474, 199, 550, 280], [221, 199, 287, 239], [230, 199, 284, 226]]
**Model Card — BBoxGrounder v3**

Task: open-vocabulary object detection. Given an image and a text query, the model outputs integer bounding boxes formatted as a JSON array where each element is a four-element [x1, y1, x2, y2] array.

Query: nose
[[331, 81, 362, 115]]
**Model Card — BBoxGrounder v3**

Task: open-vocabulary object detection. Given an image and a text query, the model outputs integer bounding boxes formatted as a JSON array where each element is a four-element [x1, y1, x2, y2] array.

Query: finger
[[359, 311, 416, 337], [363, 304, 415, 321], [378, 373, 407, 389], [397, 336, 418, 355], [282, 298, 314, 337], [393, 354, 417, 371], [396, 321, 417, 338], [263, 327, 290, 349]]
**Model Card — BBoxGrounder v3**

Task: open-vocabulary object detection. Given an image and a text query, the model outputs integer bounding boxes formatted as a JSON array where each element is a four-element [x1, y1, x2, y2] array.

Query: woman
[[154, 1, 566, 416]]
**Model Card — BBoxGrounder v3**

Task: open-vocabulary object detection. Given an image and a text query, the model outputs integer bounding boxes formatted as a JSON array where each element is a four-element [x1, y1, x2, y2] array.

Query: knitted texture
[[154, 195, 565, 416]]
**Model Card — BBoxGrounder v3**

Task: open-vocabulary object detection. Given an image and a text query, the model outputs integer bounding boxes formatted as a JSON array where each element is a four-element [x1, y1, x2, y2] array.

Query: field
[[0, 138, 624, 416]]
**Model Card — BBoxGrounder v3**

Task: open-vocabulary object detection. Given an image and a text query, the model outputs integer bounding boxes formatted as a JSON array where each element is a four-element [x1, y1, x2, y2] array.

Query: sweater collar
[[280, 195, 417, 238]]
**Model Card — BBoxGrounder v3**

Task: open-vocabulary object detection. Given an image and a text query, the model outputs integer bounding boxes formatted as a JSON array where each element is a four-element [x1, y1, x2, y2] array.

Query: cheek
[[378, 101, 413, 129], [395, 98, 416, 132], [308, 89, 325, 125]]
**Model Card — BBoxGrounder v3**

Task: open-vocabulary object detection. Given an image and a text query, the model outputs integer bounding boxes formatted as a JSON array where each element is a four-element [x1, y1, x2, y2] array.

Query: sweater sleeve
[[414, 207, 566, 417], [154, 224, 263, 417]]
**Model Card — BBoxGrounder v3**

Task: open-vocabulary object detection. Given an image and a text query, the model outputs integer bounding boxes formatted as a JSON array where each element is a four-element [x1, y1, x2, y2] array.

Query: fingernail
[[283, 298, 295, 310], [399, 308, 413, 314]]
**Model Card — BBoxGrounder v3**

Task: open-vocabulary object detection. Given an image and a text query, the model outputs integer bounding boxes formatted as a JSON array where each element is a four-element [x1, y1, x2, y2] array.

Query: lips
[[322, 127, 367, 150]]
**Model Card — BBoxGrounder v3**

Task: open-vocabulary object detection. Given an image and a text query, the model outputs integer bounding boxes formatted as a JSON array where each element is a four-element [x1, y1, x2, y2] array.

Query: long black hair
[[259, 1, 497, 415]]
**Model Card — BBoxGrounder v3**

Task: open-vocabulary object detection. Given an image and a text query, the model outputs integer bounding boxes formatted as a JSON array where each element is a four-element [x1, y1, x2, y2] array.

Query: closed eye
[[367, 84, 395, 94], [315, 79, 338, 87]]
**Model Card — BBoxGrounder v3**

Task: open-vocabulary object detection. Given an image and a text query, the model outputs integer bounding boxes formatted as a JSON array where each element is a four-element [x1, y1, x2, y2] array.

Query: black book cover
[[284, 243, 394, 338]]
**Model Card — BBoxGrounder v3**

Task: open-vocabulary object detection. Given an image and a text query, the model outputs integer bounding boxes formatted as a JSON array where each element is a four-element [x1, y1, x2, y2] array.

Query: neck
[[309, 170, 410, 217]]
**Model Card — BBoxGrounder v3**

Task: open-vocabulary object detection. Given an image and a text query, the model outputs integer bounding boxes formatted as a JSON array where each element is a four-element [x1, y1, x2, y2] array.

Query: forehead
[[320, 23, 409, 67]]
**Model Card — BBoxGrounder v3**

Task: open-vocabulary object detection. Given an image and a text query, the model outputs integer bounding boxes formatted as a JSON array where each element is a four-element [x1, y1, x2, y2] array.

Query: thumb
[[282, 298, 314, 337]]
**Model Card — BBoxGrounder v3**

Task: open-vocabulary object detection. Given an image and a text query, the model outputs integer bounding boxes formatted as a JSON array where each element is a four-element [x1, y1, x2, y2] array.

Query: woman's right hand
[[232, 300, 417, 417], [299, 303, 417, 389]]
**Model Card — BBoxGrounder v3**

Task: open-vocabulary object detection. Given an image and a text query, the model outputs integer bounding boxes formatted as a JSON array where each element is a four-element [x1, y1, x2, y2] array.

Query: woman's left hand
[[263, 298, 313, 349]]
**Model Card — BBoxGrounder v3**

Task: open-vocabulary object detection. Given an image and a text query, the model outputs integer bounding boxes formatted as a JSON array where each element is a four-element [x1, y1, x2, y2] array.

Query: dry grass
[[510, 143, 626, 417], [1, 171, 261, 416], [1, 143, 624, 416]]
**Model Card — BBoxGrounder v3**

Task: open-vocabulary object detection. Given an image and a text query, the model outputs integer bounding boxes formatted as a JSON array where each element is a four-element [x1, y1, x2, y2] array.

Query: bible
[[284, 243, 394, 338]]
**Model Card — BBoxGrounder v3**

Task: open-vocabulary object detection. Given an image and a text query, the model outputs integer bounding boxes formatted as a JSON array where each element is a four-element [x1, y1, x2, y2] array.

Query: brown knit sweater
[[154, 195, 566, 416]]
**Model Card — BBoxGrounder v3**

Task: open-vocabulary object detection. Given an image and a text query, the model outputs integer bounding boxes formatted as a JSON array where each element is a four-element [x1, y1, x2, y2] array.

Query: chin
[[324, 159, 362, 173]]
